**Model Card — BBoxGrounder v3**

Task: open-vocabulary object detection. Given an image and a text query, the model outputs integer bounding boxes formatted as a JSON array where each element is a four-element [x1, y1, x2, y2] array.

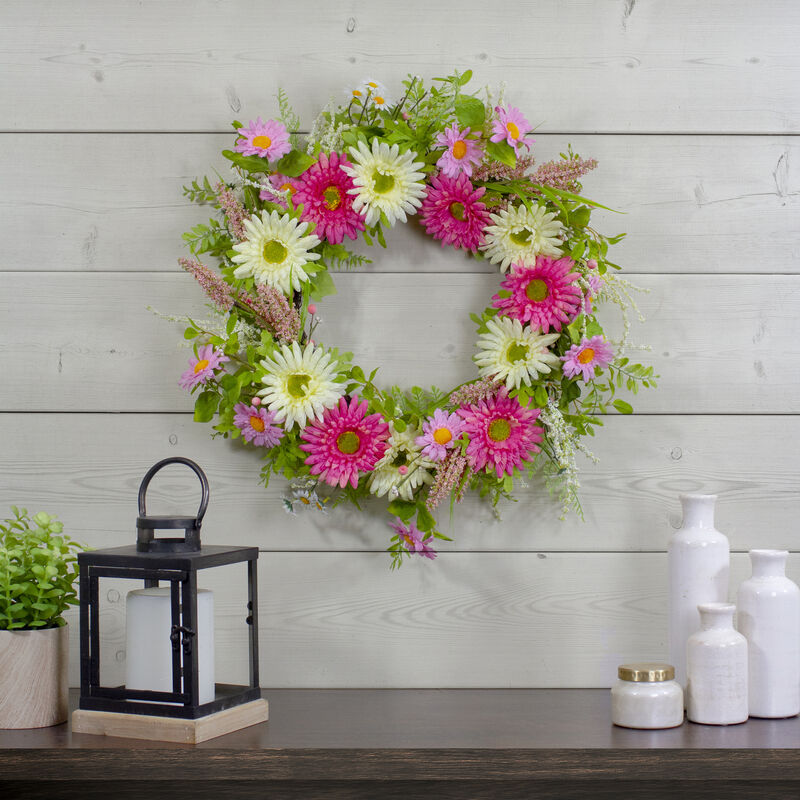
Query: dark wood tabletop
[[3, 689, 800, 799]]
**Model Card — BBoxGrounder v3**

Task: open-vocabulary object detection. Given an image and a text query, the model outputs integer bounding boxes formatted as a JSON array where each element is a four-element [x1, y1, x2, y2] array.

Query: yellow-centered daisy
[[474, 316, 560, 390], [343, 138, 427, 227], [480, 204, 564, 272], [368, 423, 434, 501], [232, 210, 321, 295], [258, 342, 345, 430]]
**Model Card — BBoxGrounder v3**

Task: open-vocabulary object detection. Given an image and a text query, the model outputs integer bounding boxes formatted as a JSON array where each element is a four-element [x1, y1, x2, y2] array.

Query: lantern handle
[[137, 457, 210, 527]]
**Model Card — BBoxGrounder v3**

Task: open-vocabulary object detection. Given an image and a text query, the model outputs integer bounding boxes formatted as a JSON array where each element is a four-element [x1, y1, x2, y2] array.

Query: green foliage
[[173, 70, 657, 567], [182, 219, 231, 257], [0, 508, 85, 630], [183, 177, 218, 205], [275, 150, 316, 178]]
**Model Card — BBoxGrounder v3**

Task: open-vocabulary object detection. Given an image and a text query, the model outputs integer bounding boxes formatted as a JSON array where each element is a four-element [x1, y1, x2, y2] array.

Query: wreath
[[174, 71, 655, 566]]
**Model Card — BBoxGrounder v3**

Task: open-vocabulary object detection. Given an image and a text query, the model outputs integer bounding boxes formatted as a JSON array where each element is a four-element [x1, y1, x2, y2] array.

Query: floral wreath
[[175, 71, 655, 567]]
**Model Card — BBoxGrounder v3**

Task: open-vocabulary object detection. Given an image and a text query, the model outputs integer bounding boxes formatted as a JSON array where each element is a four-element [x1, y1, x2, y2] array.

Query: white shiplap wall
[[2, 0, 799, 688]]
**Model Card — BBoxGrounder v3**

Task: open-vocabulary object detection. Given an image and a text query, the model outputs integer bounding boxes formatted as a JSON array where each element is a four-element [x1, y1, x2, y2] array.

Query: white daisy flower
[[258, 342, 345, 430], [475, 316, 561, 390], [232, 210, 321, 295], [358, 78, 392, 108], [480, 204, 564, 272], [342, 138, 427, 227], [369, 423, 434, 501]]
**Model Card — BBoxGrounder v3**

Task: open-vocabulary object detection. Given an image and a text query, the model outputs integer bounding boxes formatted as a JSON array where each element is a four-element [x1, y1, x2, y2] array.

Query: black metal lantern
[[75, 457, 262, 731]]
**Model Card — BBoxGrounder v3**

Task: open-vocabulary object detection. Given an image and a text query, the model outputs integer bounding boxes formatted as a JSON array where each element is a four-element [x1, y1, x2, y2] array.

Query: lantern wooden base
[[71, 698, 268, 744]]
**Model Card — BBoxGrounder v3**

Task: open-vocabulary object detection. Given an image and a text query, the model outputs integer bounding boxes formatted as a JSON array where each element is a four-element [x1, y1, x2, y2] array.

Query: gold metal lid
[[618, 663, 675, 682]]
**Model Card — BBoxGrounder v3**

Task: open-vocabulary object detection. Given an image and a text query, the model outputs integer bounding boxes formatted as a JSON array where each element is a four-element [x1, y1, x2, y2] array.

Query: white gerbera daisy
[[342, 138, 427, 227], [232, 210, 321, 295], [475, 317, 561, 390], [258, 342, 345, 430], [369, 424, 434, 501], [480, 204, 564, 272]]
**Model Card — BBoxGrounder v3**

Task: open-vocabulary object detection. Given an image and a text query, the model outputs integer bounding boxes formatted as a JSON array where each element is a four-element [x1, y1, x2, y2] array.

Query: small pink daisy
[[259, 173, 298, 208], [292, 152, 366, 244], [561, 336, 614, 382], [583, 273, 604, 315], [233, 402, 284, 447], [490, 105, 532, 152], [492, 255, 583, 333], [457, 387, 543, 478], [179, 344, 228, 391], [416, 409, 466, 462], [419, 172, 492, 252], [434, 123, 484, 178], [235, 118, 292, 161], [299, 396, 391, 489], [389, 518, 437, 560]]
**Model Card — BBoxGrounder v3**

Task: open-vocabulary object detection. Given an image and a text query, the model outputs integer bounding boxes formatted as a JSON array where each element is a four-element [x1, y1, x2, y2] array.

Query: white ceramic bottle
[[737, 549, 800, 719], [668, 494, 730, 689], [686, 603, 748, 725]]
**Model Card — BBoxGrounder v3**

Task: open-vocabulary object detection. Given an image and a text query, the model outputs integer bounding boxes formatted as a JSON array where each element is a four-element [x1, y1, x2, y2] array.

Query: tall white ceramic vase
[[686, 603, 748, 725], [737, 549, 800, 718], [668, 494, 729, 690]]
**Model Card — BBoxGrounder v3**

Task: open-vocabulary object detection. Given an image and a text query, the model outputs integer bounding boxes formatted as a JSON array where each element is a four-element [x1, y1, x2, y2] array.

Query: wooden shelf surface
[[3, 689, 800, 799]]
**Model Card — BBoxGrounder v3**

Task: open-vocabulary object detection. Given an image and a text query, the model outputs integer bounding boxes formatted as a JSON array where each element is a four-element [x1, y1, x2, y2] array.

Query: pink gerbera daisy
[[457, 387, 543, 478], [416, 409, 466, 462], [179, 344, 228, 391], [561, 336, 614, 382], [299, 396, 391, 489], [259, 173, 298, 208], [235, 118, 292, 161], [419, 172, 492, 252], [292, 152, 366, 244], [490, 105, 532, 152], [389, 518, 437, 560], [233, 402, 284, 447], [492, 255, 583, 333], [434, 123, 484, 179]]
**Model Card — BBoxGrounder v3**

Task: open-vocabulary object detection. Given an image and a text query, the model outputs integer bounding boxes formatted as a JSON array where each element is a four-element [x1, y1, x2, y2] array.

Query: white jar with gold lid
[[611, 663, 684, 729]]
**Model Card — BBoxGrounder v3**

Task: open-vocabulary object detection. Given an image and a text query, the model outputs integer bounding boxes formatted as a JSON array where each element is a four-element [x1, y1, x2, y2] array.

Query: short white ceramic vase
[[668, 494, 730, 689], [686, 603, 748, 725], [737, 549, 800, 719]]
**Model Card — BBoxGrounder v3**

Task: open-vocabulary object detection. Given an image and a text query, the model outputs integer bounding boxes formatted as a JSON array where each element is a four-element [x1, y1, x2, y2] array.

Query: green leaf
[[387, 500, 416, 522], [393, 418, 407, 433], [275, 150, 316, 178], [454, 95, 485, 130], [570, 206, 592, 229], [533, 386, 549, 407], [183, 327, 200, 340], [416, 505, 436, 533], [222, 149, 270, 173], [309, 270, 337, 301], [194, 391, 220, 423], [613, 399, 633, 415], [485, 140, 517, 168]]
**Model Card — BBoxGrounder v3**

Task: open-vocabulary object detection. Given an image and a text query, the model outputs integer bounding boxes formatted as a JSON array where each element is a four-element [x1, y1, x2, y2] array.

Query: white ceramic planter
[[0, 624, 69, 728], [686, 603, 748, 726], [668, 494, 730, 689], [737, 549, 800, 718]]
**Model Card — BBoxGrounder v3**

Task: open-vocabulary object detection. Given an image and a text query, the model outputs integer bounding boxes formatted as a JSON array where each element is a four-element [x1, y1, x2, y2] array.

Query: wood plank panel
[[3, 134, 799, 274], [1, 414, 797, 554], [61, 552, 799, 688], [3, 1, 799, 133], [0, 272, 796, 413]]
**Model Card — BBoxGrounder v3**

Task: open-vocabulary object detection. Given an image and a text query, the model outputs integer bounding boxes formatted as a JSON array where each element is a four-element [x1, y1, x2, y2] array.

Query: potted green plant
[[0, 507, 84, 728]]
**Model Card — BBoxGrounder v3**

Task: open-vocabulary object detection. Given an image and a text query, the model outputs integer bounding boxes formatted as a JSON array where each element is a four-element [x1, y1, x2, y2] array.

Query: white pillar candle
[[125, 587, 215, 705]]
